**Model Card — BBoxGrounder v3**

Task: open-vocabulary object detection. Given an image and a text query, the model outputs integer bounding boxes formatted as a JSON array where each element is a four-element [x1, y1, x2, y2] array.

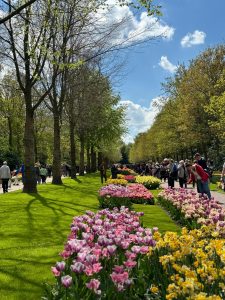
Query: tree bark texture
[[79, 137, 85, 176], [98, 152, 103, 169], [23, 107, 37, 193], [69, 121, 76, 179], [91, 146, 97, 172], [86, 146, 91, 173], [52, 114, 62, 184]]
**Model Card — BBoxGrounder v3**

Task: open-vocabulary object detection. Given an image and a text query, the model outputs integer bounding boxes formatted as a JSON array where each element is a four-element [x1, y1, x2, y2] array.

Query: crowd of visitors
[[0, 161, 52, 193], [0, 153, 224, 198], [107, 153, 225, 200]]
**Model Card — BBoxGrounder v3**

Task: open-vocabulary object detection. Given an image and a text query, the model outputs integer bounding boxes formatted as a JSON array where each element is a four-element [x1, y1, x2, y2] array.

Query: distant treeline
[[130, 45, 225, 167]]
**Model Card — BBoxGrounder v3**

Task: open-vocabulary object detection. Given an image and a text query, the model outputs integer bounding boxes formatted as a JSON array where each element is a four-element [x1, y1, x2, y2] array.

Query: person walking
[[178, 160, 188, 188], [221, 161, 225, 192], [34, 163, 41, 184], [167, 159, 177, 188], [99, 162, 107, 184], [111, 164, 118, 179], [40, 165, 48, 184], [0, 161, 11, 193]]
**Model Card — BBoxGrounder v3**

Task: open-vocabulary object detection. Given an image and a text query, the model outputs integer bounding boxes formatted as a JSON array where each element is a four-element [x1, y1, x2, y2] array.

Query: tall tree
[[0, 0, 55, 192]]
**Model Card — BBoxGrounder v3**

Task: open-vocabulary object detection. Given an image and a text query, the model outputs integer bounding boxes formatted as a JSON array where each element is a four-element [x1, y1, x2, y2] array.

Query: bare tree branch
[[0, 0, 37, 24]]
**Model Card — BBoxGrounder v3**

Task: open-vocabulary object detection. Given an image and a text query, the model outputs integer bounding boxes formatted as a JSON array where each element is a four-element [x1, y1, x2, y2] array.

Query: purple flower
[[107, 245, 117, 255], [61, 275, 72, 288], [56, 261, 66, 271], [71, 262, 85, 273], [131, 246, 141, 254]]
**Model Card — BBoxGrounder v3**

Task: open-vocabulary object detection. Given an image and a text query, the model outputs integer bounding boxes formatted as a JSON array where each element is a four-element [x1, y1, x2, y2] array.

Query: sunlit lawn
[[0, 174, 179, 300]]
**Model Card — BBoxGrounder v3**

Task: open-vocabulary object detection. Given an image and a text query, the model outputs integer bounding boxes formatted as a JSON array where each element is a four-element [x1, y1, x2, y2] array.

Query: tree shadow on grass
[[73, 177, 82, 183], [0, 267, 43, 288], [24, 193, 98, 243]]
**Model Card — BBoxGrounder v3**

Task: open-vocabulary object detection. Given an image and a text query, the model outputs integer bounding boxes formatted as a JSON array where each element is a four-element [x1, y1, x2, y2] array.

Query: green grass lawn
[[0, 174, 179, 300]]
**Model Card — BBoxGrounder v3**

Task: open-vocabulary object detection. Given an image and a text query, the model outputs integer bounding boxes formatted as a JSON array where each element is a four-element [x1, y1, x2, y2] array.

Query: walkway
[[0, 177, 52, 194], [161, 181, 225, 207]]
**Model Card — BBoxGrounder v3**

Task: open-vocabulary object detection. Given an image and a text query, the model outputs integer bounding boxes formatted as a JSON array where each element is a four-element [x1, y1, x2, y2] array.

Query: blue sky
[[116, 0, 225, 143]]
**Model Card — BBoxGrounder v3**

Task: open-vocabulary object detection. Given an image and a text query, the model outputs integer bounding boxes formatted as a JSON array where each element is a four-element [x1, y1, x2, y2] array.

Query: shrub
[[135, 176, 161, 190]]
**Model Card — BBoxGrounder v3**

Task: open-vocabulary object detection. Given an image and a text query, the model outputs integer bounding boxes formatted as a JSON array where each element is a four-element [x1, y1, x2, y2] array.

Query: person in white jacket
[[0, 161, 11, 193]]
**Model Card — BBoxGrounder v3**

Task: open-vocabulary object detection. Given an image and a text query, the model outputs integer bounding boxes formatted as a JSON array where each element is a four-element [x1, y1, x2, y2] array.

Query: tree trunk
[[69, 121, 76, 179], [52, 113, 62, 184], [23, 107, 37, 193], [34, 130, 38, 162], [79, 137, 85, 176], [91, 146, 97, 172], [86, 146, 91, 173], [7, 117, 13, 150], [98, 151, 103, 168]]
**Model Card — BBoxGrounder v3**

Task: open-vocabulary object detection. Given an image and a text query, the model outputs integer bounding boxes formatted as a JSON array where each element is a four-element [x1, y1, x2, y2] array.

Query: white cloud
[[120, 98, 160, 144], [181, 30, 206, 48], [0, 9, 6, 18], [159, 56, 177, 73], [92, 3, 175, 46]]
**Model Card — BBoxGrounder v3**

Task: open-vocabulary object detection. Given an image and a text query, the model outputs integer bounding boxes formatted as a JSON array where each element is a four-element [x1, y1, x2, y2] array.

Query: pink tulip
[[86, 279, 101, 295], [113, 265, 125, 273], [131, 246, 141, 254], [121, 241, 130, 249], [51, 267, 60, 277], [71, 262, 85, 273], [56, 261, 66, 271], [124, 260, 137, 269], [61, 275, 72, 288], [140, 246, 149, 254], [92, 262, 102, 273], [107, 245, 117, 255], [60, 250, 71, 259], [111, 271, 129, 284]]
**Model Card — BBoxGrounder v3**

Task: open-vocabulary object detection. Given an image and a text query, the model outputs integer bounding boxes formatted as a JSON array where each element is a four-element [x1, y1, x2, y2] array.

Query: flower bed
[[99, 184, 154, 209], [158, 188, 225, 230], [118, 167, 136, 176], [45, 208, 157, 299], [124, 175, 136, 183], [117, 174, 125, 179], [105, 178, 128, 186], [115, 174, 136, 183], [147, 226, 225, 299], [135, 175, 161, 190]]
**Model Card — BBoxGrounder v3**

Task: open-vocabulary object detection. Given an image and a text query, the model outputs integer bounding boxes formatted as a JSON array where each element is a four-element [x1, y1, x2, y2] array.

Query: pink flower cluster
[[159, 188, 225, 229], [99, 184, 153, 201], [124, 175, 136, 182], [51, 207, 157, 295]]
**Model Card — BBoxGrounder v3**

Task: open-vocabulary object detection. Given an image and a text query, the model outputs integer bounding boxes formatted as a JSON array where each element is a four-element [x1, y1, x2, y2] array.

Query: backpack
[[171, 164, 178, 178]]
